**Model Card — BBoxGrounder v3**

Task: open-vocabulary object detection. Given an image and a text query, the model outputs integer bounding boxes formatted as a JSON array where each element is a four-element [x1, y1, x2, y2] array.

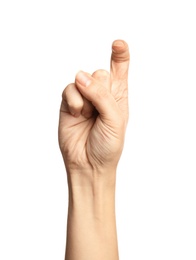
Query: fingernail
[[76, 71, 91, 87]]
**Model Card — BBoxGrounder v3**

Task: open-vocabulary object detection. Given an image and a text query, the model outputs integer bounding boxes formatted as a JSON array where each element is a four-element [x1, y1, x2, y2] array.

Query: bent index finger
[[110, 39, 130, 81]]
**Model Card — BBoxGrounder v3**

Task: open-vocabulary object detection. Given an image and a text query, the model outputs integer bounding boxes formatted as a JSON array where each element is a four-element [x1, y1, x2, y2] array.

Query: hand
[[58, 40, 130, 175], [59, 40, 130, 260]]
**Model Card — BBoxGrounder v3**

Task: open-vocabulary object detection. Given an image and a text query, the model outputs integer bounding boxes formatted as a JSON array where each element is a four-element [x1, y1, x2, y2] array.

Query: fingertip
[[112, 39, 127, 50], [111, 39, 130, 63]]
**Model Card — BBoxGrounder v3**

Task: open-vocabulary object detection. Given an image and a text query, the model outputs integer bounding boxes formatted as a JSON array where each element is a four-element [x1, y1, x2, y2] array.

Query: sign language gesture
[[58, 40, 130, 176], [59, 40, 130, 260]]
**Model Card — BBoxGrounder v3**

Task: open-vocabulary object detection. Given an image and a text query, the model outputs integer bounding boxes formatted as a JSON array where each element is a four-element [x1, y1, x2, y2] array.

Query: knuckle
[[92, 69, 109, 79], [61, 83, 74, 100], [67, 100, 83, 111]]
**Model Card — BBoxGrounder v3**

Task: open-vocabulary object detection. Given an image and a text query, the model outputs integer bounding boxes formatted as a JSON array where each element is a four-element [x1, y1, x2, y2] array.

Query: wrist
[[66, 167, 117, 218], [66, 166, 117, 189], [65, 168, 119, 260]]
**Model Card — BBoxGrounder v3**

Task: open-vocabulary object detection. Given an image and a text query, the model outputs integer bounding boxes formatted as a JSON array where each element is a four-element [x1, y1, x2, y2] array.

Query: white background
[[0, 0, 196, 259]]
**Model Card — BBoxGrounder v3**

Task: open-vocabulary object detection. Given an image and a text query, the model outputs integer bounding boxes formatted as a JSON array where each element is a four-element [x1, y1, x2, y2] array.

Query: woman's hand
[[58, 40, 130, 176], [59, 39, 130, 260]]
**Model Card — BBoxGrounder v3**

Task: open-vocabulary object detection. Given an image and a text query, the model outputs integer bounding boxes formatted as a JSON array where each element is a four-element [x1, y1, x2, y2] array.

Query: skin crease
[[58, 40, 130, 260]]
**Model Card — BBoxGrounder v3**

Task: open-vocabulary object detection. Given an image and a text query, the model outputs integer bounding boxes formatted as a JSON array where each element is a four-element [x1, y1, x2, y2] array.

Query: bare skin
[[58, 40, 130, 260]]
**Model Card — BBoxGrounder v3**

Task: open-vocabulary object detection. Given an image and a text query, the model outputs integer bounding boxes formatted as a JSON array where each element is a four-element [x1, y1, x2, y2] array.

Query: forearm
[[65, 168, 119, 260]]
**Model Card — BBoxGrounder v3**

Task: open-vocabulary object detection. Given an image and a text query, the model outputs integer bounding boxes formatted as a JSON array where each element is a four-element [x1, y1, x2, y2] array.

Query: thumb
[[75, 71, 120, 121]]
